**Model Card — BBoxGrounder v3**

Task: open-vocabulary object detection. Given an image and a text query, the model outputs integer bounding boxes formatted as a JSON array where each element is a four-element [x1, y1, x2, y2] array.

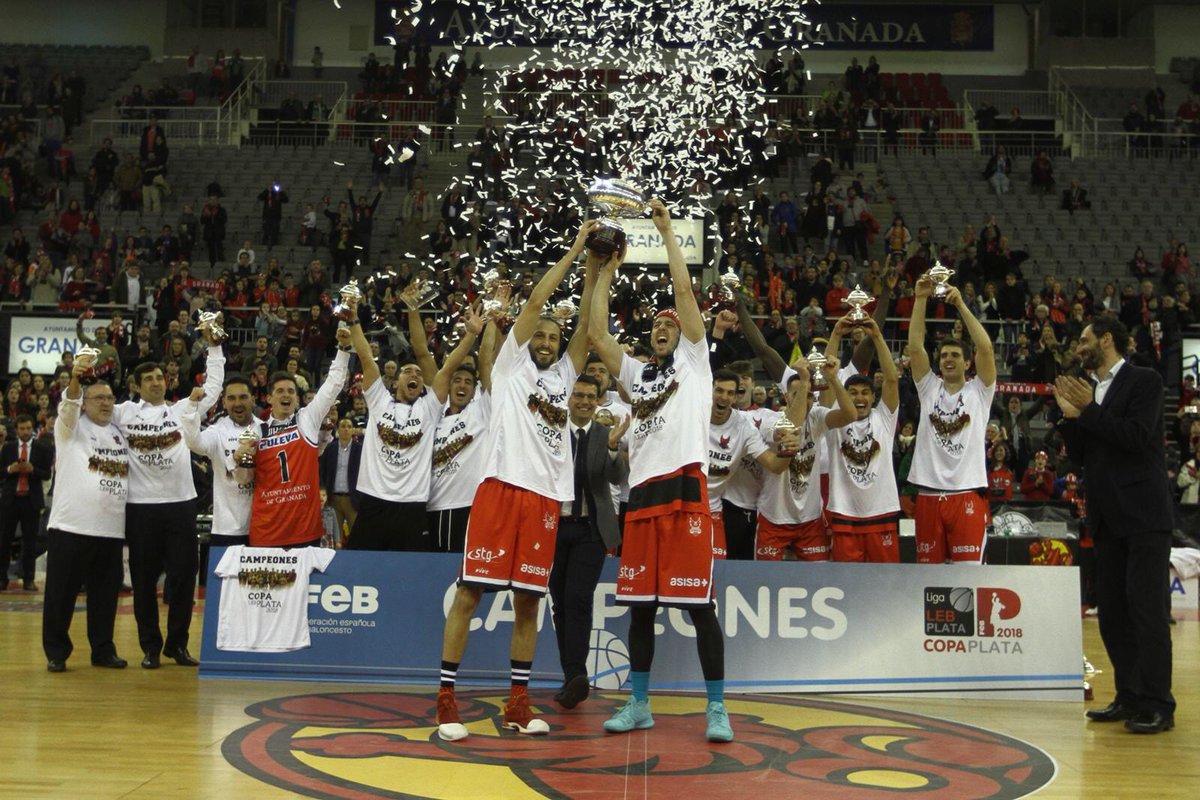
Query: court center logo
[[223, 691, 1057, 800], [924, 586, 1025, 653]]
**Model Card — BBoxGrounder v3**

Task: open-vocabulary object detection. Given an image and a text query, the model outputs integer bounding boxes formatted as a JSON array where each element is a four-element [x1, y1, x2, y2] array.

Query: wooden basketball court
[[0, 592, 1195, 799]]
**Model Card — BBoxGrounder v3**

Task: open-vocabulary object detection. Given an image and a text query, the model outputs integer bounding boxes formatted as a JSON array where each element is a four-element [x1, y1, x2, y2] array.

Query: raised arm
[[735, 294, 786, 381], [406, 309, 438, 382], [907, 276, 933, 382], [822, 360, 858, 428], [75, 314, 98, 347], [477, 318, 497, 393], [587, 251, 626, 376], [433, 304, 483, 404], [652, 200, 704, 343], [195, 328, 226, 416], [865, 317, 899, 412], [943, 286, 996, 386], [55, 359, 89, 440], [299, 329, 350, 441], [511, 218, 596, 346], [850, 268, 896, 372], [565, 256, 600, 372], [347, 297, 381, 389]]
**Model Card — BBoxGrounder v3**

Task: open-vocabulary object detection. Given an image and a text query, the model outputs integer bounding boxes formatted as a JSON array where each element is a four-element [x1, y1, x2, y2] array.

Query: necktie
[[16, 441, 29, 495], [572, 428, 587, 520]]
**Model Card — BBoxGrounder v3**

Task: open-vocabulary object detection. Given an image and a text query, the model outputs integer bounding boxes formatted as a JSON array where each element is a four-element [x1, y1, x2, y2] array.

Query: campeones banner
[[374, 2, 996, 51], [200, 552, 1082, 700]]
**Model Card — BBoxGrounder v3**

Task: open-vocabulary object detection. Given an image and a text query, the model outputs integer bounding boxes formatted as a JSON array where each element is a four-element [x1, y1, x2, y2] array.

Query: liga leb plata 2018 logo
[[924, 586, 1024, 639], [223, 690, 1057, 799]]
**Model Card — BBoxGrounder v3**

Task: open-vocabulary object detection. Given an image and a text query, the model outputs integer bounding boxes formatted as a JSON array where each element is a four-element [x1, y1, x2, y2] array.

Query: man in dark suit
[[1, 415, 53, 591], [549, 375, 629, 709], [319, 417, 362, 538], [1060, 179, 1090, 214], [1054, 317, 1176, 734]]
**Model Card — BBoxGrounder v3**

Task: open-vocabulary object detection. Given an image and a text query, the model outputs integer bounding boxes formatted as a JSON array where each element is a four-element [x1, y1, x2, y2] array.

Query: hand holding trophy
[[236, 428, 259, 468], [585, 178, 649, 256], [923, 260, 955, 300], [842, 284, 874, 323], [333, 279, 363, 322]]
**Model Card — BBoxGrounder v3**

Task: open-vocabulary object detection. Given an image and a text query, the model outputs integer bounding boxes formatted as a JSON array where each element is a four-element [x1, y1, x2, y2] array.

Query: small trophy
[[481, 270, 517, 323], [586, 177, 649, 256], [843, 284, 874, 323], [551, 297, 578, 324], [806, 346, 829, 389], [712, 267, 741, 311], [333, 279, 363, 321], [925, 260, 955, 299], [197, 311, 227, 342], [237, 428, 259, 468], [75, 345, 101, 378], [773, 415, 799, 457], [400, 272, 440, 310]]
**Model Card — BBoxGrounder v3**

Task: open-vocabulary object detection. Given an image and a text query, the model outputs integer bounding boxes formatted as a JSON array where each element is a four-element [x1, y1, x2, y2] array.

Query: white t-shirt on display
[[909, 372, 994, 492], [356, 380, 444, 503], [428, 392, 492, 511], [479, 334, 576, 501], [825, 403, 901, 518], [214, 546, 335, 652], [706, 411, 769, 513]]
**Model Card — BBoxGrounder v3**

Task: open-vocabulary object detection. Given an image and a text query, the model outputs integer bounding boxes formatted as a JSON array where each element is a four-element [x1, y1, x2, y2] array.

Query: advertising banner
[[619, 218, 705, 266], [200, 552, 1083, 700], [5, 314, 111, 374], [374, 2, 996, 51]]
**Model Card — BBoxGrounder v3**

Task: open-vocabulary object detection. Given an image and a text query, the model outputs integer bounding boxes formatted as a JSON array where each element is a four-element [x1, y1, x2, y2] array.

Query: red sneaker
[[502, 692, 550, 735], [436, 689, 468, 741]]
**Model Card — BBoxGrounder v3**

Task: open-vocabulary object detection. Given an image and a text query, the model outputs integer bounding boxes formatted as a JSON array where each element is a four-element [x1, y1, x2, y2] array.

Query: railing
[[1048, 67, 1109, 158], [89, 114, 220, 145], [254, 80, 348, 111], [245, 118, 445, 149], [0, 107, 42, 138], [216, 57, 268, 146], [1079, 129, 1200, 160], [102, 104, 224, 121], [961, 89, 1061, 120]]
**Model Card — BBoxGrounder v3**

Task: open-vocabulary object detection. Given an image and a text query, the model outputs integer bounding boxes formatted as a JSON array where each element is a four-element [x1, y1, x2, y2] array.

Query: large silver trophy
[[197, 311, 227, 342], [925, 260, 955, 299], [586, 178, 649, 256], [333, 279, 363, 321], [400, 270, 441, 311], [551, 297, 579, 324], [843, 284, 874, 323]]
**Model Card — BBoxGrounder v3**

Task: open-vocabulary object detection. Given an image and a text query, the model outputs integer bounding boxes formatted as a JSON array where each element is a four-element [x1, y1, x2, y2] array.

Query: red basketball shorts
[[711, 510, 727, 560], [914, 491, 988, 564], [756, 515, 831, 561], [830, 512, 900, 563], [460, 478, 560, 594], [616, 509, 714, 607]]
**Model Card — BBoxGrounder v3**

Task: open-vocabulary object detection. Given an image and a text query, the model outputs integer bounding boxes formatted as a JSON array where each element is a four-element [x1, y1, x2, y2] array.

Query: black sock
[[511, 659, 532, 690], [440, 660, 459, 689]]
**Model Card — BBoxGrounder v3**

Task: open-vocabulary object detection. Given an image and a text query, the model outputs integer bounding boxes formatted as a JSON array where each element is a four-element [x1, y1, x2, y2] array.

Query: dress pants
[[548, 517, 607, 681], [722, 501, 758, 561], [42, 529, 123, 662], [126, 500, 199, 656], [0, 495, 42, 584], [1094, 531, 1176, 715]]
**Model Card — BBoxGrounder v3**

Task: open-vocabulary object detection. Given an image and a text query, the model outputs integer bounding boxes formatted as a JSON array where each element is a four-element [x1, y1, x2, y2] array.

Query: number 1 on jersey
[[277, 450, 291, 483]]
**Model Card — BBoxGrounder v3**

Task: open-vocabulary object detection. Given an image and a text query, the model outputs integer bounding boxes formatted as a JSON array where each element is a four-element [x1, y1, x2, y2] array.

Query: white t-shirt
[[598, 393, 631, 505], [356, 380, 444, 503], [910, 372, 994, 491], [618, 336, 711, 488], [479, 333, 577, 501], [214, 546, 335, 652], [182, 414, 256, 538], [112, 345, 223, 504], [48, 397, 129, 539], [722, 407, 774, 509], [825, 403, 901, 518], [756, 406, 829, 525], [706, 411, 768, 512], [428, 391, 492, 511]]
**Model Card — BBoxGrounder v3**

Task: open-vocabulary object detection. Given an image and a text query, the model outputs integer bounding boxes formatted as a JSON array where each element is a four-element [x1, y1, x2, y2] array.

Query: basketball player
[[180, 375, 258, 546], [233, 326, 353, 549], [427, 323, 496, 552], [715, 360, 767, 561], [907, 277, 997, 563], [343, 296, 485, 551], [707, 369, 802, 558], [755, 359, 855, 561], [822, 317, 902, 562], [436, 219, 600, 742], [588, 200, 734, 742], [117, 327, 224, 670]]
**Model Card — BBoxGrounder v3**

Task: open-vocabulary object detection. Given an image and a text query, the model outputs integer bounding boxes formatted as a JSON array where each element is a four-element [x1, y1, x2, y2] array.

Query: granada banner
[[996, 381, 1054, 396], [374, 2, 996, 52], [4, 313, 112, 374], [201, 551, 1082, 700]]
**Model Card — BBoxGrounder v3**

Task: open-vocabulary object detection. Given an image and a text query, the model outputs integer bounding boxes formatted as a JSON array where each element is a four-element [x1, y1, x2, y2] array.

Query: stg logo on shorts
[[618, 565, 646, 581], [467, 548, 507, 563]]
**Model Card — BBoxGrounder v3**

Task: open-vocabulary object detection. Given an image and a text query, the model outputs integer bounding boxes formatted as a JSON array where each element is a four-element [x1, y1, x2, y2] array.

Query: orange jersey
[[249, 423, 322, 547]]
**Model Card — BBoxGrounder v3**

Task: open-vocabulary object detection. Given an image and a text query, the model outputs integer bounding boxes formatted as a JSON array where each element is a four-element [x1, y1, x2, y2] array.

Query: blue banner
[[374, 2, 995, 51], [200, 549, 1081, 699]]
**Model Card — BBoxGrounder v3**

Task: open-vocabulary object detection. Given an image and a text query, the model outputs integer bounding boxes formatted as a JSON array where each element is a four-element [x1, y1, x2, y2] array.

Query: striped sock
[[511, 659, 532, 691], [440, 660, 459, 690], [630, 671, 650, 703], [705, 679, 724, 704]]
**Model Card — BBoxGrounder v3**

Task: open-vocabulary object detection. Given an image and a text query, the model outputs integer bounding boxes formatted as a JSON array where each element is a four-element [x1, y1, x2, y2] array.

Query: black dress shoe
[[1124, 711, 1174, 734], [91, 654, 128, 669], [47, 659, 66, 673], [1085, 702, 1135, 722], [163, 646, 199, 666], [558, 675, 590, 709], [141, 652, 161, 669]]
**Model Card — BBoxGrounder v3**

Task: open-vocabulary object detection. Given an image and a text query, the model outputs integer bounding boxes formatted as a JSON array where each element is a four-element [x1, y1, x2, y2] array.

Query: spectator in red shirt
[[1020, 449, 1055, 500], [824, 272, 850, 317]]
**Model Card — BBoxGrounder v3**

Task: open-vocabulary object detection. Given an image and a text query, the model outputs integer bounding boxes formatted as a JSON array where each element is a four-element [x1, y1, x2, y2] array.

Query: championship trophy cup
[[843, 284, 874, 323], [585, 178, 649, 256], [480, 269, 518, 323], [710, 267, 742, 311], [551, 297, 579, 324], [925, 260, 955, 299], [75, 345, 101, 379], [400, 270, 441, 311], [806, 346, 829, 390], [197, 311, 227, 342], [237, 428, 259, 468], [333, 279, 363, 321], [773, 414, 799, 457]]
